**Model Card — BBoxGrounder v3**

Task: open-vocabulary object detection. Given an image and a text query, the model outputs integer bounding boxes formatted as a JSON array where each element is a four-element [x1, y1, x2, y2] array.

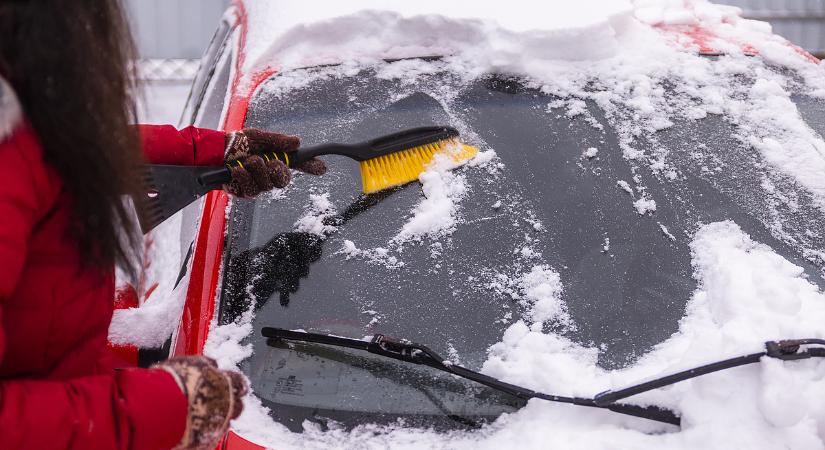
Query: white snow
[[634, 197, 657, 215], [617, 180, 634, 194], [394, 151, 468, 242], [583, 147, 599, 159], [108, 281, 189, 348], [338, 240, 405, 269], [485, 265, 572, 329], [743, 78, 825, 210], [203, 319, 254, 371], [293, 193, 337, 236], [518, 265, 571, 325], [659, 222, 677, 241], [109, 214, 188, 347], [389, 147, 496, 243], [243, 1, 633, 80], [468, 149, 499, 167]]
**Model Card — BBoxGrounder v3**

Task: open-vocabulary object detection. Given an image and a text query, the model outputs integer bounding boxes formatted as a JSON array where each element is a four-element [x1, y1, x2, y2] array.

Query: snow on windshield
[[205, 0, 825, 448], [213, 221, 825, 449]]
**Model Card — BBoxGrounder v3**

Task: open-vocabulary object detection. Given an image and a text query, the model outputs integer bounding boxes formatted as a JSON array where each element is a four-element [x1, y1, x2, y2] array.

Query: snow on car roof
[[238, 0, 796, 74], [242, 0, 633, 74]]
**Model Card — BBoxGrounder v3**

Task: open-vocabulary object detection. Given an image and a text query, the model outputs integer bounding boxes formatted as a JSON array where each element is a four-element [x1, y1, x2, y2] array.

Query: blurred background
[[723, 0, 825, 58], [127, 0, 825, 124], [127, 0, 228, 124]]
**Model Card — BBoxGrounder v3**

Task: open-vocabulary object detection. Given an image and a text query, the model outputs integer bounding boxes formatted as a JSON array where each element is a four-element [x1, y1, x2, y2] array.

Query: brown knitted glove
[[154, 356, 248, 450], [224, 129, 327, 198]]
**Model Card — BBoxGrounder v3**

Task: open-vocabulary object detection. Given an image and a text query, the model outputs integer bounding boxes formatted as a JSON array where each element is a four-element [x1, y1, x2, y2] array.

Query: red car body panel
[[172, 190, 230, 356], [656, 23, 819, 63], [219, 431, 265, 450]]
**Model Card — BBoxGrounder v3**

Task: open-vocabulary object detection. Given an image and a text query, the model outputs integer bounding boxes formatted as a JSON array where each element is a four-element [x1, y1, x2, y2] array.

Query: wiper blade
[[264, 329, 825, 427], [262, 327, 681, 426]]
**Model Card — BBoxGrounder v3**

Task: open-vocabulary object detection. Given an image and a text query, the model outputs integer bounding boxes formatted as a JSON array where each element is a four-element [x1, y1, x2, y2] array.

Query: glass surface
[[181, 19, 232, 126], [220, 63, 825, 431], [194, 32, 233, 129]]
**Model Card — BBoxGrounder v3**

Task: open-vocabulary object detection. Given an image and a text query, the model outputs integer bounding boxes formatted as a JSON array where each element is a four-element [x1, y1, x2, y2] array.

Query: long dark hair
[[0, 0, 141, 272]]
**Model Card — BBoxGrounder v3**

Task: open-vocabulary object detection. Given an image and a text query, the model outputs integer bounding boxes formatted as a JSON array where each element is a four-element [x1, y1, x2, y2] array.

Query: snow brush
[[136, 126, 478, 233]]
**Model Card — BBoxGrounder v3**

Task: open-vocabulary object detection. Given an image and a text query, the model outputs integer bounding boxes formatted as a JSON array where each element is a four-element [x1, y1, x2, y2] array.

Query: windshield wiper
[[262, 328, 680, 425], [264, 329, 825, 427], [594, 338, 825, 406]]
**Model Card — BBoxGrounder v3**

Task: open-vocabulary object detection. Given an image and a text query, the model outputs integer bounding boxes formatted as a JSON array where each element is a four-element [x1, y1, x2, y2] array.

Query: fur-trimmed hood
[[0, 75, 22, 142]]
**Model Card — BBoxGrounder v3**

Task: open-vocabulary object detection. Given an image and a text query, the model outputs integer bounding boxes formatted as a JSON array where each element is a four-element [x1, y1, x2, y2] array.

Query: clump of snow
[[486, 265, 572, 328], [394, 152, 468, 242], [338, 240, 405, 269], [633, 197, 657, 215], [583, 147, 599, 159], [686, 221, 824, 334], [633, 0, 743, 26], [108, 281, 189, 348], [203, 319, 254, 371], [617, 180, 634, 194], [518, 246, 541, 259], [293, 193, 337, 236], [468, 149, 498, 167], [519, 265, 571, 325], [743, 78, 825, 209], [659, 222, 676, 241], [109, 214, 188, 348]]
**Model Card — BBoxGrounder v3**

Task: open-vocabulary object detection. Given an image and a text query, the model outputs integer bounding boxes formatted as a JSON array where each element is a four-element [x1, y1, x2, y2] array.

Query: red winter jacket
[[0, 78, 227, 450]]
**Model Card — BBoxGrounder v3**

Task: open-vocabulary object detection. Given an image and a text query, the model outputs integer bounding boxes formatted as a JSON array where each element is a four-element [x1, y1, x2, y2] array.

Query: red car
[[113, 2, 825, 449]]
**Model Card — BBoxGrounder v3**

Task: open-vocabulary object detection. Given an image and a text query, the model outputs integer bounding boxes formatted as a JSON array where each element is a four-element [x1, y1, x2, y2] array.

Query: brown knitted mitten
[[154, 356, 248, 450]]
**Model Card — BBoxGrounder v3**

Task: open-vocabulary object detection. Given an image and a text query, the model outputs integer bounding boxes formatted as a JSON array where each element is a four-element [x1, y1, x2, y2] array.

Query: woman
[[0, 1, 324, 449]]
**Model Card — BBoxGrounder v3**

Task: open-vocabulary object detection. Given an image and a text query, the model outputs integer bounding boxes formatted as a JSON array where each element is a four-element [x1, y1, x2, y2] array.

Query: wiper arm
[[595, 338, 825, 406], [262, 327, 681, 426]]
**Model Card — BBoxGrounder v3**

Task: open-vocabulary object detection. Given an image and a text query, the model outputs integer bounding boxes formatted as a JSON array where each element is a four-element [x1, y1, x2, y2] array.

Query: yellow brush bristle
[[359, 138, 479, 194]]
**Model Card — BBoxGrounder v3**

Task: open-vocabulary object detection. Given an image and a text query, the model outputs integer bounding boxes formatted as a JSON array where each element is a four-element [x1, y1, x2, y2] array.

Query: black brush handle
[[277, 126, 457, 162], [196, 144, 355, 189], [196, 167, 233, 188], [197, 126, 458, 189]]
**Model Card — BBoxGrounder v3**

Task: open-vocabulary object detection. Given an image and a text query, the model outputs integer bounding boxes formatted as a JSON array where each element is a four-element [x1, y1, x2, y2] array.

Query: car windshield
[[219, 60, 825, 431]]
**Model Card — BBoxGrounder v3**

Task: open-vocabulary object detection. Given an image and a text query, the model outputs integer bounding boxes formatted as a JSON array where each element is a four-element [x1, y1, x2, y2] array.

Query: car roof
[[224, 0, 817, 133]]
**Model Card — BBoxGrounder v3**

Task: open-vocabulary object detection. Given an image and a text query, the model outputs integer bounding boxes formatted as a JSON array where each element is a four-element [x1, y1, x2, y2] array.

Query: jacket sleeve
[[0, 371, 188, 450], [137, 124, 226, 166], [0, 127, 188, 450]]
